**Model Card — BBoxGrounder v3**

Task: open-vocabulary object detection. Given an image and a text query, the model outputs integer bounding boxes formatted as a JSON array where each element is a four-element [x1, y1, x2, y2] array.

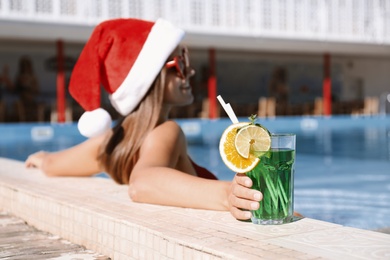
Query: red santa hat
[[69, 18, 185, 137]]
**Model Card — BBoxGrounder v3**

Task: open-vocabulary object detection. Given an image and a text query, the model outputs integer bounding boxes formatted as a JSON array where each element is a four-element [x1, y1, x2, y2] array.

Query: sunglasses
[[165, 47, 190, 79]]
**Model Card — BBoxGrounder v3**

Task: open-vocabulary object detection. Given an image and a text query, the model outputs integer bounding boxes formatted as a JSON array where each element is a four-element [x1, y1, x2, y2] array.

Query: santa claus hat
[[69, 18, 185, 137]]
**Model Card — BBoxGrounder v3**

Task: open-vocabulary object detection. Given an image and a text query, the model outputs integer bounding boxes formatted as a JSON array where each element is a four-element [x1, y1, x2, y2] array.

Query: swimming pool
[[1, 115, 389, 231]]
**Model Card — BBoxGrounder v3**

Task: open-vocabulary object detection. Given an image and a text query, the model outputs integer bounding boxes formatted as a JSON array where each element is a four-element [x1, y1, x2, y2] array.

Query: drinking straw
[[217, 95, 239, 124]]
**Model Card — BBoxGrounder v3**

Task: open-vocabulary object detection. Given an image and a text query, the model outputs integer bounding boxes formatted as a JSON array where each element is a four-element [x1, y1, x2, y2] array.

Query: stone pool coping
[[1, 157, 389, 259]]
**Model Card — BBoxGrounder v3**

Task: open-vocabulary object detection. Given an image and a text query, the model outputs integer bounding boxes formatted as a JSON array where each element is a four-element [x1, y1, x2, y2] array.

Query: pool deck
[[1, 157, 389, 260], [0, 211, 110, 259]]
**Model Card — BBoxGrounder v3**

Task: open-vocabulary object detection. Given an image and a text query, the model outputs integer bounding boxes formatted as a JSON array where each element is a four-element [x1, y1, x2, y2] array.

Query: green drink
[[247, 134, 295, 225]]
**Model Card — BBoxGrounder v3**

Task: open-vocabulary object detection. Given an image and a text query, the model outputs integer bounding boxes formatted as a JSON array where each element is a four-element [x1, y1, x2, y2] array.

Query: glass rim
[[271, 133, 295, 137]]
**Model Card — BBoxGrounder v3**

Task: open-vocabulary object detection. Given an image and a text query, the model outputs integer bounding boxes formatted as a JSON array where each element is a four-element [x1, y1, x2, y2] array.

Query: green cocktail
[[247, 134, 295, 225]]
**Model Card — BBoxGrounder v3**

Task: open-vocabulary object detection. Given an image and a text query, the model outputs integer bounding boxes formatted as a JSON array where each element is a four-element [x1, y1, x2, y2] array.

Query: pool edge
[[1, 157, 389, 259]]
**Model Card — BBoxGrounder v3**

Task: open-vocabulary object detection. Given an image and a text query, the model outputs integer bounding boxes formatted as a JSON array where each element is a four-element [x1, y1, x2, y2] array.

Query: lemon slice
[[219, 123, 260, 173], [235, 125, 271, 159]]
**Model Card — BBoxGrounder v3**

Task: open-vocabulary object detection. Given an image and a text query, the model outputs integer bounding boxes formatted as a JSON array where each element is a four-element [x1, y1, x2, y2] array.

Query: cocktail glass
[[246, 134, 296, 225]]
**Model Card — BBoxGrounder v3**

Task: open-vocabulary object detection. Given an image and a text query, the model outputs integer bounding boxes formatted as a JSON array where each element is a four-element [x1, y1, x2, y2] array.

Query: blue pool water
[[1, 115, 389, 231]]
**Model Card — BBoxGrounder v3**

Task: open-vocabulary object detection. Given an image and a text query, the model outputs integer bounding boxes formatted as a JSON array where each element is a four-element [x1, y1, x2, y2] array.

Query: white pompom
[[78, 108, 112, 138]]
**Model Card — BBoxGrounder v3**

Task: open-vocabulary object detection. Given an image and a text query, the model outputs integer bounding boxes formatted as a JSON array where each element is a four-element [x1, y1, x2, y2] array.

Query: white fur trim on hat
[[109, 18, 185, 115], [78, 108, 112, 138]]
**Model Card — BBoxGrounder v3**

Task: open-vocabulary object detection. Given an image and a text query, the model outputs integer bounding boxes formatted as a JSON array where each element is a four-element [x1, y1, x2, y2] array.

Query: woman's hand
[[25, 151, 47, 169], [228, 173, 262, 220]]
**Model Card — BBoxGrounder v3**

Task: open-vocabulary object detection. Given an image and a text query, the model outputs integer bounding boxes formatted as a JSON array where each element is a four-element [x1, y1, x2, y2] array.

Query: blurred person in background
[[14, 56, 40, 121]]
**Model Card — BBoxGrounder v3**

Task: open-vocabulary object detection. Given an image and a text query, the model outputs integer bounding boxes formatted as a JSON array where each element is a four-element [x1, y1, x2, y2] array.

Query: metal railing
[[0, 0, 389, 45]]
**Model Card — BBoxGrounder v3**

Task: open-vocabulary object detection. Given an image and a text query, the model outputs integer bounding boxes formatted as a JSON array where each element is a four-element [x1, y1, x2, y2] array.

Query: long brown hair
[[98, 69, 166, 184]]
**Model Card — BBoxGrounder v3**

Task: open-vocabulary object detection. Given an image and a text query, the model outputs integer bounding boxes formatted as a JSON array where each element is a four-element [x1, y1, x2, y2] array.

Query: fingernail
[[251, 202, 259, 209], [254, 193, 261, 200], [244, 212, 251, 219], [245, 179, 251, 186]]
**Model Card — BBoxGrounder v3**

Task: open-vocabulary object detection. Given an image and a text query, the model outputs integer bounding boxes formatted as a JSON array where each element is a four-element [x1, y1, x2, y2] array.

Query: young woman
[[25, 18, 262, 220]]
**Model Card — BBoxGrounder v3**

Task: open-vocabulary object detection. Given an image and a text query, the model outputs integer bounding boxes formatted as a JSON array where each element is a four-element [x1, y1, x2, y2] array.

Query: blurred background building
[[0, 0, 389, 122]]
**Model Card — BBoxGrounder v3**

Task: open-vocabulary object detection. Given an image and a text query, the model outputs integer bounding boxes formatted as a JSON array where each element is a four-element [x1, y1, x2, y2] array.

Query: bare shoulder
[[141, 120, 186, 155], [157, 120, 181, 130], [150, 120, 184, 140]]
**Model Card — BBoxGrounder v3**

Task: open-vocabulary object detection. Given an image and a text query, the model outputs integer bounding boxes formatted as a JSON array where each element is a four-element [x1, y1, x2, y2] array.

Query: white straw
[[217, 95, 239, 124]]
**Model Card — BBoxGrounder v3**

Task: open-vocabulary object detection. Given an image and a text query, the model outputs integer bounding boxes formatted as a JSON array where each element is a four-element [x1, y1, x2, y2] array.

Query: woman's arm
[[128, 121, 262, 217], [130, 165, 231, 210], [25, 132, 107, 177], [129, 121, 228, 209]]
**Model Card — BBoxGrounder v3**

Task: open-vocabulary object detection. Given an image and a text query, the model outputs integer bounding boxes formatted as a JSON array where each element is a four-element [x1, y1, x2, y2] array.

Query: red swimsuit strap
[[189, 157, 218, 180]]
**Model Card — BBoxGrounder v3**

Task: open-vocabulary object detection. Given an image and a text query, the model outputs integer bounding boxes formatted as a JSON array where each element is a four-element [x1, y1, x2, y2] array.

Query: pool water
[[1, 116, 389, 231]]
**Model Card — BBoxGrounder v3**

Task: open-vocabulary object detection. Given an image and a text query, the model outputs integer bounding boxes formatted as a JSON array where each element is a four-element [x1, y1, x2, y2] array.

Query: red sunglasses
[[165, 47, 190, 79]]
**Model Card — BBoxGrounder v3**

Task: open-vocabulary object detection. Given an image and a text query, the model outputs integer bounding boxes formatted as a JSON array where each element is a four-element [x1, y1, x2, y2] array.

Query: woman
[[25, 18, 261, 220], [14, 56, 41, 121], [14, 56, 40, 104]]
